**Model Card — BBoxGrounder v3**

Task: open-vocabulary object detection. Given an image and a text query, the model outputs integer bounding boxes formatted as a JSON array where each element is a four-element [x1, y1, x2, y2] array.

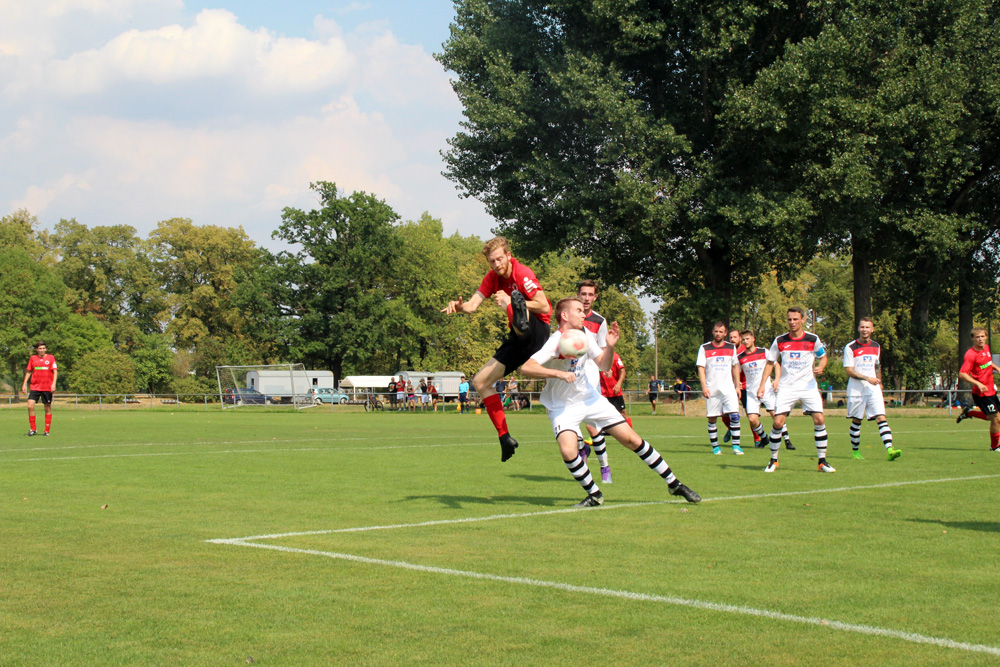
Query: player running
[[521, 297, 700, 507], [739, 330, 794, 450], [22, 341, 58, 436], [843, 317, 902, 461], [756, 307, 833, 473], [697, 322, 743, 455], [956, 327, 1000, 452], [442, 237, 551, 462]]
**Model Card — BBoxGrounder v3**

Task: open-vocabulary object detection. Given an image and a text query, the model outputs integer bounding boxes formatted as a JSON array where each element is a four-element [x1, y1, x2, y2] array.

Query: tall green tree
[[272, 182, 403, 384], [438, 0, 831, 331], [53, 219, 166, 340], [0, 247, 70, 395]]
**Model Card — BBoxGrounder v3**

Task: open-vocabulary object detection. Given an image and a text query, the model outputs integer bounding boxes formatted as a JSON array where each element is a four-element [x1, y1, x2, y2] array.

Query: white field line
[[0, 427, 973, 461], [217, 473, 1000, 542], [208, 535, 1000, 657]]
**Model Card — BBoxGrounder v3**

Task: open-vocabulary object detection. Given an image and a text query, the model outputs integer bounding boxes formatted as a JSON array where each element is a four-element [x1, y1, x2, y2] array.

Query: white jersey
[[531, 328, 605, 410], [844, 339, 881, 397], [766, 331, 825, 392], [583, 310, 608, 348], [696, 341, 739, 395], [738, 347, 770, 390]]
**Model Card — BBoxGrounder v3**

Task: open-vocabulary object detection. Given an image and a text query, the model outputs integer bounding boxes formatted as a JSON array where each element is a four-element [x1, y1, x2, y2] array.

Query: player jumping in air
[[442, 237, 551, 462], [521, 297, 700, 507], [956, 327, 1000, 452]]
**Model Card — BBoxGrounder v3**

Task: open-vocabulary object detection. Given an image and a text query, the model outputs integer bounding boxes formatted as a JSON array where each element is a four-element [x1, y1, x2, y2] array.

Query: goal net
[[216, 364, 314, 409]]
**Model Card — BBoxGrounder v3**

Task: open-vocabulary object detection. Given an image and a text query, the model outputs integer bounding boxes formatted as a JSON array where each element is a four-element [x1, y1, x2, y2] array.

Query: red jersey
[[477, 257, 552, 325], [599, 353, 625, 397], [26, 354, 58, 391], [960, 345, 996, 397]]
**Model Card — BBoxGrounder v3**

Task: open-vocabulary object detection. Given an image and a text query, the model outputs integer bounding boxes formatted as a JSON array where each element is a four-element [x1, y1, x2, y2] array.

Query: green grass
[[2, 408, 999, 665]]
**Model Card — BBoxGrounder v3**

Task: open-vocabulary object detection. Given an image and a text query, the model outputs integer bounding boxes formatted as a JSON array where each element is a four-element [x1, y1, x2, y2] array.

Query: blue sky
[[0, 0, 496, 250]]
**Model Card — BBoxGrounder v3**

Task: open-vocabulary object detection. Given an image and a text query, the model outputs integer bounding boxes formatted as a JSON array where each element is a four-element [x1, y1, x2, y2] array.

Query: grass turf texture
[[2, 409, 998, 665]]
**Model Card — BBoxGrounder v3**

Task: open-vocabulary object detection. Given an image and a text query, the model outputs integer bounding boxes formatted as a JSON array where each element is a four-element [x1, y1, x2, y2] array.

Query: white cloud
[[38, 9, 355, 96], [0, 3, 495, 246]]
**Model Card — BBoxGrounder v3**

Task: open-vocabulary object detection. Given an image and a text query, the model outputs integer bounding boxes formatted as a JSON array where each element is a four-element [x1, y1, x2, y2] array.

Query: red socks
[[29, 416, 36, 431], [991, 432, 999, 450], [970, 410, 989, 421], [45, 414, 52, 433], [483, 394, 508, 436]]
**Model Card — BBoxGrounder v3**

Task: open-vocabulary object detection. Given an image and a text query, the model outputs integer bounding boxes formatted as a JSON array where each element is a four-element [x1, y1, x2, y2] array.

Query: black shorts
[[648, 393, 658, 403], [606, 395, 627, 412], [740, 390, 748, 411], [493, 315, 551, 374], [28, 390, 53, 404], [972, 393, 1000, 415]]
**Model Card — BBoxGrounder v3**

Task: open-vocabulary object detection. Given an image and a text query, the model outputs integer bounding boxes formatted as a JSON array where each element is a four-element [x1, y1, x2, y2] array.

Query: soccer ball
[[558, 329, 589, 359]]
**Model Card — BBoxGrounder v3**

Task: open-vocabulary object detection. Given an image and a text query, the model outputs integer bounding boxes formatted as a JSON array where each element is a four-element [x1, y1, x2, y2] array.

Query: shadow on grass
[[401, 494, 564, 509], [907, 518, 1000, 533], [506, 473, 567, 483]]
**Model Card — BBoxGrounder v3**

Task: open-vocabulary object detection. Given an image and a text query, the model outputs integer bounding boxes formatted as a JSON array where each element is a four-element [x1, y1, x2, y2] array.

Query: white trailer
[[246, 369, 334, 400]]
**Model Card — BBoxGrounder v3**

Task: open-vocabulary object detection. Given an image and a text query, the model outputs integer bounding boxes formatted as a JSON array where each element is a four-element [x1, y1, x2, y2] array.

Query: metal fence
[[0, 388, 974, 416]]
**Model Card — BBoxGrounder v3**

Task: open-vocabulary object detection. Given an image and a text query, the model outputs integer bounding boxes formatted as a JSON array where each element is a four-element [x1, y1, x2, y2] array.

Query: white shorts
[[747, 385, 776, 415], [846, 386, 885, 420], [421, 394, 430, 403], [705, 389, 740, 418], [774, 385, 824, 415], [547, 398, 628, 439]]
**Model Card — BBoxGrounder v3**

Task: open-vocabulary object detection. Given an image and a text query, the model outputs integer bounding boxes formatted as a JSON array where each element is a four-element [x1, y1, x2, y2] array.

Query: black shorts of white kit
[[605, 395, 627, 413], [972, 393, 1000, 415], [28, 390, 53, 404], [493, 315, 551, 374]]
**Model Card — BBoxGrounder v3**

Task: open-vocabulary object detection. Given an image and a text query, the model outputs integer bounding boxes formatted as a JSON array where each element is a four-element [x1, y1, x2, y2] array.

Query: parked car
[[313, 387, 351, 404], [223, 388, 274, 405]]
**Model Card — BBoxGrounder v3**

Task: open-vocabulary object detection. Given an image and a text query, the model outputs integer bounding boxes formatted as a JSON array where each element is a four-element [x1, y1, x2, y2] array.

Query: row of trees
[[0, 194, 651, 396], [439, 0, 1000, 392]]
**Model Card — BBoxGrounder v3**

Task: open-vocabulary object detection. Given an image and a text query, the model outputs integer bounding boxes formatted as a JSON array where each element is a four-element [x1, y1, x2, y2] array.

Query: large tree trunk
[[851, 234, 872, 326], [957, 274, 974, 391]]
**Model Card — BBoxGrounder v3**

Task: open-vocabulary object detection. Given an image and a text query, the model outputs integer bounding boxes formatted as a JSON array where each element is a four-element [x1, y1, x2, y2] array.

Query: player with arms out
[[740, 330, 794, 450], [697, 322, 743, 455], [442, 237, 552, 462], [521, 297, 700, 507], [756, 307, 833, 473], [843, 317, 901, 461], [22, 341, 58, 436], [956, 327, 1000, 452]]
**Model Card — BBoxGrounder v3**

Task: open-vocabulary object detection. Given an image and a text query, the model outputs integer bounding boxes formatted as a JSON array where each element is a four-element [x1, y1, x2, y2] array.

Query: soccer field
[[2, 408, 998, 665]]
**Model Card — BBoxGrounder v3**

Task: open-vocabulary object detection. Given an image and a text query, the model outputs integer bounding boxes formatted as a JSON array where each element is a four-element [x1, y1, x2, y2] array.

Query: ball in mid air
[[558, 328, 589, 359]]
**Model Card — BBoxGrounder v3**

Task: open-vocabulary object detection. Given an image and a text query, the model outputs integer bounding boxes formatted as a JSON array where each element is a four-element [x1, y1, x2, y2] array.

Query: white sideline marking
[[218, 473, 1000, 541], [208, 537, 1000, 657]]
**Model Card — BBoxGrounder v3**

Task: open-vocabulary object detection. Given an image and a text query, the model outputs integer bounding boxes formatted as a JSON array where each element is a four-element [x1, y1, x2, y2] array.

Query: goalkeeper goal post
[[216, 364, 318, 410]]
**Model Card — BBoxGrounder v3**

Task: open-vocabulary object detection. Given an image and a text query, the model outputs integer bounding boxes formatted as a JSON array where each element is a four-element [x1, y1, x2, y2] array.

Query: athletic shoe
[[818, 462, 836, 473], [41, 432, 49, 436], [601, 466, 613, 483], [957, 405, 972, 423], [784, 440, 796, 450], [764, 460, 779, 473], [510, 290, 530, 338], [670, 483, 701, 504], [754, 438, 766, 449], [723, 429, 732, 443], [887, 447, 902, 461], [574, 492, 604, 508], [732, 445, 744, 455], [579, 443, 591, 461], [499, 433, 518, 462], [26, 430, 37, 436], [752, 433, 761, 444], [990, 445, 999, 452], [712, 445, 722, 455], [851, 450, 864, 460]]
